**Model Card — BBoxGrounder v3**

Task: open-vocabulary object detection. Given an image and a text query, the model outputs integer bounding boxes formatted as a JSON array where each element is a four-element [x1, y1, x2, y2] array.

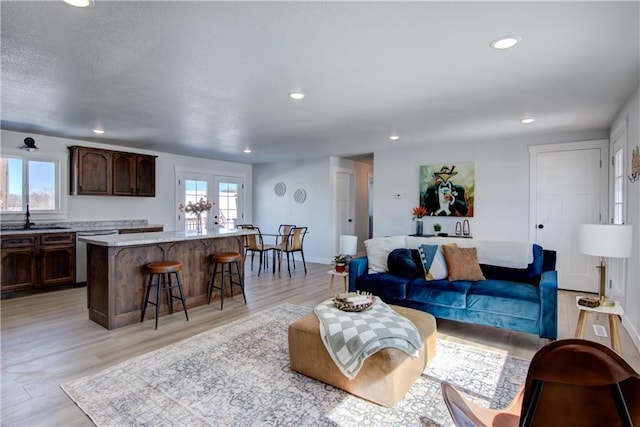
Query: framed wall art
[[419, 162, 474, 217]]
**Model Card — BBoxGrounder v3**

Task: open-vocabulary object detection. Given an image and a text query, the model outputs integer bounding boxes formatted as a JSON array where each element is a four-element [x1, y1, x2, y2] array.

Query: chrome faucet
[[24, 204, 34, 229]]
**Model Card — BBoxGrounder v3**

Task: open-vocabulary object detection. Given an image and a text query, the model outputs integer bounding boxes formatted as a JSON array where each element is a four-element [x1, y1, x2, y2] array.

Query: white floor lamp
[[578, 224, 633, 307]]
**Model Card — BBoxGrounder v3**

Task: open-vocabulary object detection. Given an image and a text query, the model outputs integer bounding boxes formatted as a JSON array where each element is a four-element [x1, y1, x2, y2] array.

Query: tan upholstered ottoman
[[288, 305, 437, 407]]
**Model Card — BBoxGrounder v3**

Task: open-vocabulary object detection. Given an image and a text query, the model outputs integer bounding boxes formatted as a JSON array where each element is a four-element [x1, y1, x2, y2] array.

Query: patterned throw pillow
[[417, 244, 450, 280], [441, 245, 486, 281]]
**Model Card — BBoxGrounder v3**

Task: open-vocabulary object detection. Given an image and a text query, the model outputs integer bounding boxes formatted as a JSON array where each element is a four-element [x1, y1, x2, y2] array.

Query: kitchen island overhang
[[80, 229, 256, 330]]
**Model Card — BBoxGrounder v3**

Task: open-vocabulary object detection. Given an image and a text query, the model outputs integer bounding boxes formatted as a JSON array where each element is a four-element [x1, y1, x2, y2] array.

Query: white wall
[[611, 85, 640, 351], [0, 130, 252, 231], [373, 138, 536, 240], [253, 157, 331, 263], [253, 156, 372, 264]]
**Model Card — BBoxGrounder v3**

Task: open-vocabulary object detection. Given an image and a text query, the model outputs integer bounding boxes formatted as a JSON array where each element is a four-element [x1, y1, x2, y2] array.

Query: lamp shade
[[339, 235, 358, 256], [578, 224, 633, 258]]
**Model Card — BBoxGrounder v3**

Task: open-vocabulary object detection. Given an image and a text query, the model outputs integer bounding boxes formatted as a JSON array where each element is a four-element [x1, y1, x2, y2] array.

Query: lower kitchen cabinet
[[1, 232, 76, 293], [40, 233, 76, 286], [1, 235, 37, 291]]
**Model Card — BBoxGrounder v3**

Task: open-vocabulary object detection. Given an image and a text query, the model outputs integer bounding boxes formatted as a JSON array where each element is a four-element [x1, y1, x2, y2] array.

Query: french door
[[175, 171, 212, 232], [213, 176, 243, 231]]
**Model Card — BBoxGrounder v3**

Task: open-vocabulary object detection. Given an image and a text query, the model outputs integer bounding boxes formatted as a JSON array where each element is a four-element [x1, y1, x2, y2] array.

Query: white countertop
[[78, 228, 255, 247], [0, 221, 163, 236]]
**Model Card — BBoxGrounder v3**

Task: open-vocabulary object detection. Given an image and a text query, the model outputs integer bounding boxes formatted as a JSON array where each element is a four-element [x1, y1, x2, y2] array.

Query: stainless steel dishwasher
[[76, 229, 119, 283]]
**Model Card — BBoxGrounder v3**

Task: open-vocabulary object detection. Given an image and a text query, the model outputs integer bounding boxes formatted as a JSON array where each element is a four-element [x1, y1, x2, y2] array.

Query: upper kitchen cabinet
[[135, 154, 156, 197], [69, 146, 157, 197], [69, 146, 112, 195]]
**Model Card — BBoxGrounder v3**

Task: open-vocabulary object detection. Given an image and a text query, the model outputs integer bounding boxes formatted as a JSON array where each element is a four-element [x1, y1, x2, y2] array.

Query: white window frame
[[0, 151, 68, 222]]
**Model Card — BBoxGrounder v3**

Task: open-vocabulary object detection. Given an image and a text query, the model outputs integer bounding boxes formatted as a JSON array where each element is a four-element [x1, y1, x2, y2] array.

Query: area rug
[[61, 304, 530, 426]]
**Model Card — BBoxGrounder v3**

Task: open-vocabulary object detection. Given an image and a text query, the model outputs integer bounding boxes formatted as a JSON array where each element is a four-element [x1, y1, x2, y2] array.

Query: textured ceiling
[[1, 1, 638, 164]]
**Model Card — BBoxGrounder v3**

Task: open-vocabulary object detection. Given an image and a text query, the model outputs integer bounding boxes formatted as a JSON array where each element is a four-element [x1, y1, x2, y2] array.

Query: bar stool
[[141, 261, 189, 329], [208, 252, 246, 310]]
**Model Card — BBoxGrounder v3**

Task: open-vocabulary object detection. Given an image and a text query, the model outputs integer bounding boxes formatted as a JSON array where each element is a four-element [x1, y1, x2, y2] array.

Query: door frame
[[332, 166, 356, 255], [528, 139, 609, 242], [175, 167, 248, 230], [608, 120, 629, 305]]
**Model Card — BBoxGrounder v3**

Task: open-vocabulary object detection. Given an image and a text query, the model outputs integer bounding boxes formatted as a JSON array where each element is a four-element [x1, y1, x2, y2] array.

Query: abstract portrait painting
[[419, 162, 475, 217]]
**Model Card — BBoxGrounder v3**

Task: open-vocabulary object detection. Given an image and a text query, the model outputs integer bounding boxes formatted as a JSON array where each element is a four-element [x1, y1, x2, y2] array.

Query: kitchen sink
[[1, 226, 71, 231]]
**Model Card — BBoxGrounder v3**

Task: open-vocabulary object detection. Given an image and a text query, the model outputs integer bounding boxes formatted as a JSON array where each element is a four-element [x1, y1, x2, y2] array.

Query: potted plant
[[433, 223, 442, 233], [334, 254, 352, 273]]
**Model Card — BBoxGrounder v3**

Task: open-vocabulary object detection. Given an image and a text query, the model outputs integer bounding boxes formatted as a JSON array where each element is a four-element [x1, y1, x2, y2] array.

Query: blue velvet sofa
[[348, 237, 558, 340]]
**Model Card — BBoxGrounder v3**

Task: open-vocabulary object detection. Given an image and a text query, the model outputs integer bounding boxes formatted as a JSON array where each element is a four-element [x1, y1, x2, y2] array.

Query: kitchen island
[[79, 229, 255, 330]]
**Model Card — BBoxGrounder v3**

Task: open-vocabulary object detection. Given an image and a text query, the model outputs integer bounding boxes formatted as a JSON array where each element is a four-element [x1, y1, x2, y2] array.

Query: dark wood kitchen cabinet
[[39, 233, 76, 286], [112, 152, 136, 196], [135, 154, 156, 196], [1, 235, 37, 291], [69, 146, 112, 195], [1, 232, 76, 293], [69, 146, 156, 197]]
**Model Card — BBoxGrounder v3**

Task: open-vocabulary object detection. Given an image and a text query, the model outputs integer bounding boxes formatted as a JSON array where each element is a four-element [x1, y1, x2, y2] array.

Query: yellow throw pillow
[[441, 245, 486, 281]]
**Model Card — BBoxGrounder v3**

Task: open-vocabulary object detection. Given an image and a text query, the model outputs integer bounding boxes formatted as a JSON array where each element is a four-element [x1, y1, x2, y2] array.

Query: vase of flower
[[412, 206, 427, 236], [179, 198, 214, 234], [195, 212, 203, 234]]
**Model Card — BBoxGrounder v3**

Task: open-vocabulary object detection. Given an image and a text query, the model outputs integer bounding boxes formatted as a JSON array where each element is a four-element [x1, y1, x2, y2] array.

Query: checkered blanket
[[314, 297, 423, 380]]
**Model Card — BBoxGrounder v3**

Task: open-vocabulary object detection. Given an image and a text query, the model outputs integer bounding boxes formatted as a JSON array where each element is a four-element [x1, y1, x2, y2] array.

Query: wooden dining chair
[[276, 224, 296, 266], [238, 225, 273, 276], [441, 338, 640, 427], [274, 226, 307, 277]]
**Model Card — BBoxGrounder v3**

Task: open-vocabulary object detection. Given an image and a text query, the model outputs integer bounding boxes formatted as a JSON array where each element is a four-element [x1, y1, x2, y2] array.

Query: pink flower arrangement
[[178, 198, 214, 214]]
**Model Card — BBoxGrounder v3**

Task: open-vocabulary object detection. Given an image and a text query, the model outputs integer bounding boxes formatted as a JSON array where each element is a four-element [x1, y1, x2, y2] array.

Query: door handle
[[348, 219, 353, 222], [537, 224, 544, 229]]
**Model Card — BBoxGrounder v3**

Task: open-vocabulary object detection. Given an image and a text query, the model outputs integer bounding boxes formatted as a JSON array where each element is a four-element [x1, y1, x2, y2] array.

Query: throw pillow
[[364, 235, 406, 273], [442, 245, 486, 281], [387, 248, 420, 278], [417, 244, 449, 280]]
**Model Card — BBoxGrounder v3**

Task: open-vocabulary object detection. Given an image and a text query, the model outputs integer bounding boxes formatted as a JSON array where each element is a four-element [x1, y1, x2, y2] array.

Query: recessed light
[[521, 118, 535, 124], [490, 36, 521, 50], [92, 129, 105, 134], [243, 148, 252, 154], [389, 135, 399, 141], [289, 92, 305, 100], [63, 0, 94, 7]]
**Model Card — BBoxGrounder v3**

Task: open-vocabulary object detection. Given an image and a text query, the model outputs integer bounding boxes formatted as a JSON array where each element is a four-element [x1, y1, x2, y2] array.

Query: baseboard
[[622, 316, 640, 354]]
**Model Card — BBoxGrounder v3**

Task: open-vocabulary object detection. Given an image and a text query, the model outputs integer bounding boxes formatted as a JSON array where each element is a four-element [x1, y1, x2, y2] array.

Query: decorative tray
[[333, 291, 374, 312]]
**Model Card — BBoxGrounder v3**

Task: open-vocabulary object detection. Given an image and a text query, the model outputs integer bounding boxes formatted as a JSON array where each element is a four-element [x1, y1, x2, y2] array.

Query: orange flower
[[412, 206, 427, 219]]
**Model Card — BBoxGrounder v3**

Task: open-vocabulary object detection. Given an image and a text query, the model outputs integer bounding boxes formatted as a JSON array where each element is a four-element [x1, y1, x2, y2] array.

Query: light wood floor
[[2, 260, 639, 426]]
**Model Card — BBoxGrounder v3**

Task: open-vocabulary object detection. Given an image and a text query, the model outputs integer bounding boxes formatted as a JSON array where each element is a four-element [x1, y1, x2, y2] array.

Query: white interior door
[[530, 142, 608, 292], [335, 170, 355, 253], [213, 176, 243, 231]]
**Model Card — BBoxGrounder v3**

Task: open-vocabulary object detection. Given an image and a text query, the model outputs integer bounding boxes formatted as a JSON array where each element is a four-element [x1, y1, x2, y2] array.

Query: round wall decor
[[293, 188, 307, 204], [274, 182, 287, 197]]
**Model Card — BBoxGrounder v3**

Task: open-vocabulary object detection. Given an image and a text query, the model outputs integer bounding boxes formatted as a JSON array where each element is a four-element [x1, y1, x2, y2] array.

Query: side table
[[574, 296, 624, 353], [327, 270, 349, 293]]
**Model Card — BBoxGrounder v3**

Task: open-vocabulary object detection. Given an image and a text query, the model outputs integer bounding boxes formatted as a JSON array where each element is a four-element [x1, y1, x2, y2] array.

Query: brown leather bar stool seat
[[141, 261, 189, 329], [208, 252, 246, 310]]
